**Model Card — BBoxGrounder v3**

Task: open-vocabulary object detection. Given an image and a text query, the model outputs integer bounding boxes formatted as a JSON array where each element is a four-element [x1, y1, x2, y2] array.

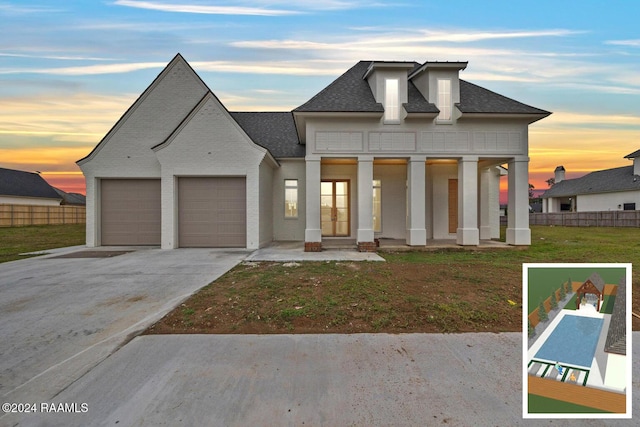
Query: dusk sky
[[1, 1, 639, 197]]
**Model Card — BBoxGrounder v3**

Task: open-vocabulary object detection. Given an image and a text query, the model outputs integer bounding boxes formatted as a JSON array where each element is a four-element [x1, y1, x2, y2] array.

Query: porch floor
[[322, 238, 514, 252]]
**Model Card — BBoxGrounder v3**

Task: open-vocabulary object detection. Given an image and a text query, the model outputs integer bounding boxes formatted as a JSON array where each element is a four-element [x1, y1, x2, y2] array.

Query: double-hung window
[[284, 179, 298, 218], [437, 79, 452, 122]]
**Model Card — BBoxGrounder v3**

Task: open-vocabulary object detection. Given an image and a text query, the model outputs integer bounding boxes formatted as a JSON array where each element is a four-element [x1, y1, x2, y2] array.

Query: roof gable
[[0, 167, 61, 200], [77, 53, 209, 166]]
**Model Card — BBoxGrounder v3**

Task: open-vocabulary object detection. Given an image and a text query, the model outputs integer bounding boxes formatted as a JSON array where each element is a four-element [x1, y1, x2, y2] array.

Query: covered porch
[[303, 155, 530, 252]]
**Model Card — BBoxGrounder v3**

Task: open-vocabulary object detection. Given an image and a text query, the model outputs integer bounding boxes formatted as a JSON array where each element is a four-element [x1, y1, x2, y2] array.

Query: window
[[623, 203, 636, 211], [284, 179, 298, 218], [437, 79, 452, 122], [384, 79, 399, 122], [373, 179, 382, 232]]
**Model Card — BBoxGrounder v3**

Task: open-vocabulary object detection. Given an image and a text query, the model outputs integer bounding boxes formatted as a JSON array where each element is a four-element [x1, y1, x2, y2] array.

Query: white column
[[406, 156, 426, 246], [85, 176, 97, 247], [457, 157, 479, 245], [506, 156, 531, 245], [479, 167, 492, 240], [304, 158, 322, 244], [160, 172, 177, 249], [357, 156, 374, 244]]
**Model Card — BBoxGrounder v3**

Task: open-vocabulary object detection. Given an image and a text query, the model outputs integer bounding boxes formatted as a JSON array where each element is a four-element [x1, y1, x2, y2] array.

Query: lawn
[[146, 225, 640, 335], [0, 224, 85, 263]]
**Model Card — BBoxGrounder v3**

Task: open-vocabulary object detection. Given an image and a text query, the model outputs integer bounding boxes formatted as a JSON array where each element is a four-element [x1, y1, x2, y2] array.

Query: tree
[[529, 183, 535, 199], [538, 299, 548, 322], [550, 288, 557, 310], [546, 177, 555, 187], [559, 282, 566, 301], [567, 277, 572, 294], [528, 319, 536, 338]]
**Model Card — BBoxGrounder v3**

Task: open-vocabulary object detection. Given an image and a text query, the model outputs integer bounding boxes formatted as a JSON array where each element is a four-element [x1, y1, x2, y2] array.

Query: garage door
[[178, 177, 246, 248], [101, 179, 161, 245]]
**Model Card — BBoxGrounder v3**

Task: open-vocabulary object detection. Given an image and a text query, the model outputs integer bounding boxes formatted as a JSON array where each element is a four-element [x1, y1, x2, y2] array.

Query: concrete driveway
[[0, 247, 248, 408]]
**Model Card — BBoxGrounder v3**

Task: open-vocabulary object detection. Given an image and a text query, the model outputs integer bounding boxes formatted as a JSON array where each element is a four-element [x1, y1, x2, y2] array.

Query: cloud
[[0, 52, 118, 61], [0, 62, 167, 76], [605, 39, 640, 47], [113, 0, 301, 16]]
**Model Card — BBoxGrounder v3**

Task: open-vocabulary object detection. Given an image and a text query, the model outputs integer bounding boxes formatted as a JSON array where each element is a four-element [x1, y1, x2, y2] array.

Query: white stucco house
[[77, 54, 550, 251], [541, 150, 640, 213]]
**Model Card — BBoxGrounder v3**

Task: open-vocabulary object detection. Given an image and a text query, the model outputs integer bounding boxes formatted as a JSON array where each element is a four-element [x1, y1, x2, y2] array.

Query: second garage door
[[178, 177, 246, 248]]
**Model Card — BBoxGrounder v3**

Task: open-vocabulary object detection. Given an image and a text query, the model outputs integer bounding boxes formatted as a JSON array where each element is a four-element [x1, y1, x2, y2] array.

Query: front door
[[321, 180, 350, 237], [448, 179, 458, 234]]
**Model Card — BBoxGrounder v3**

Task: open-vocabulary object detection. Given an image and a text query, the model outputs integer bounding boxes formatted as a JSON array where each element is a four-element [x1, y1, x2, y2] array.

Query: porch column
[[406, 156, 427, 246], [479, 167, 492, 240], [304, 157, 322, 252], [457, 156, 479, 245], [357, 156, 376, 252], [506, 156, 531, 245]]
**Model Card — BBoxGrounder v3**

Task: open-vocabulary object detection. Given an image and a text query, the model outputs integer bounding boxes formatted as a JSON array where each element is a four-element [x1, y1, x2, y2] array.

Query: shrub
[[550, 288, 557, 310]]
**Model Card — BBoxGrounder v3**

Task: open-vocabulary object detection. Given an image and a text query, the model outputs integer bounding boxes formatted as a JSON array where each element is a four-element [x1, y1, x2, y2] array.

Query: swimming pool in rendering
[[534, 314, 604, 368]]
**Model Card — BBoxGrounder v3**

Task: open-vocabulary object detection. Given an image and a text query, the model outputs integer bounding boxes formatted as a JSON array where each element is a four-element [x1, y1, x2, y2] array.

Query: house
[[0, 167, 62, 206], [53, 187, 86, 206], [541, 150, 640, 212], [77, 54, 550, 250]]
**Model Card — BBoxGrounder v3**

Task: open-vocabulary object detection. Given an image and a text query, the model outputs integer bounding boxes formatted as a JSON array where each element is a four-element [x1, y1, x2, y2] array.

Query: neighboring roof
[[605, 276, 627, 355], [541, 165, 640, 198], [294, 61, 385, 113], [624, 149, 640, 159], [0, 167, 61, 200], [53, 187, 86, 205], [457, 80, 551, 115], [230, 112, 304, 158]]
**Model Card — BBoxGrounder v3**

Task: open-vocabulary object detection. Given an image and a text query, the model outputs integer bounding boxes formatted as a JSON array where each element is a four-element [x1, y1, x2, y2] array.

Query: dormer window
[[384, 78, 399, 123], [437, 79, 452, 122]]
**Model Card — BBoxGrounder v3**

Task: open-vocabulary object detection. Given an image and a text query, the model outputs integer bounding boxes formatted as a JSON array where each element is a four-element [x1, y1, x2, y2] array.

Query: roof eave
[[457, 112, 551, 123]]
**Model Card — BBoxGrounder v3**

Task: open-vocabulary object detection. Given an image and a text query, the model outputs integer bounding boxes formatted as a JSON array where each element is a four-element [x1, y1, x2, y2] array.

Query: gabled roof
[[581, 272, 605, 294], [541, 165, 640, 198], [604, 276, 627, 355], [0, 167, 61, 200], [457, 80, 551, 116], [230, 112, 304, 158]]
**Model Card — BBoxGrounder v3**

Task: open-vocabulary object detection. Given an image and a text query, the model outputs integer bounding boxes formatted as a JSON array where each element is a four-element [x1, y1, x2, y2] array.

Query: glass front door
[[321, 180, 350, 237]]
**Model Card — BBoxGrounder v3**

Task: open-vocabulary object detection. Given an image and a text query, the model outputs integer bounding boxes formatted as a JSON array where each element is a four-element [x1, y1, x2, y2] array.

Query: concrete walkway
[[246, 241, 385, 262], [7, 332, 638, 426]]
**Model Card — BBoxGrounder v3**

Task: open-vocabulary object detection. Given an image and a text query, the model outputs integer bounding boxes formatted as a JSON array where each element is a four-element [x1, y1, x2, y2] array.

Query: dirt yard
[[145, 256, 523, 335]]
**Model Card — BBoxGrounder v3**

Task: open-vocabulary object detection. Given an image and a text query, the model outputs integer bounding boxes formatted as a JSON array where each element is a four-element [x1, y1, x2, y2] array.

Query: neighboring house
[[77, 54, 550, 250], [541, 150, 640, 212], [0, 167, 62, 206], [53, 187, 86, 206]]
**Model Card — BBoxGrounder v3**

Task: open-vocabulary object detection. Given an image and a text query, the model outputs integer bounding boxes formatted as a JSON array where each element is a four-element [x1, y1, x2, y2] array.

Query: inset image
[[523, 263, 631, 418]]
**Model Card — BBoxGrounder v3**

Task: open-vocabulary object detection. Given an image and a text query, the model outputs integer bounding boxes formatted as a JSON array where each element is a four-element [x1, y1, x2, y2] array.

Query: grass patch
[[0, 224, 85, 263]]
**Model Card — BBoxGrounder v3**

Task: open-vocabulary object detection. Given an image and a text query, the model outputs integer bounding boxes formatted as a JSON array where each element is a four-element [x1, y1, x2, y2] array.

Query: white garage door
[[178, 177, 246, 248], [101, 179, 161, 246]]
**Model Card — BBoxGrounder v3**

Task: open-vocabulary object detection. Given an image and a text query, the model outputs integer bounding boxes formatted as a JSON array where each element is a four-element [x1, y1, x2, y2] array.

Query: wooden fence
[[529, 210, 640, 227], [0, 204, 86, 227]]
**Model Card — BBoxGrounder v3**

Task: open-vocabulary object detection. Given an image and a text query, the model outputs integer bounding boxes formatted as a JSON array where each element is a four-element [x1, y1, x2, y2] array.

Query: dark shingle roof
[[0, 167, 61, 200], [294, 60, 548, 117], [231, 112, 304, 158], [404, 81, 439, 114], [457, 80, 551, 115], [53, 187, 86, 205], [294, 61, 384, 113], [604, 276, 626, 355], [541, 165, 640, 198], [624, 149, 640, 159]]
